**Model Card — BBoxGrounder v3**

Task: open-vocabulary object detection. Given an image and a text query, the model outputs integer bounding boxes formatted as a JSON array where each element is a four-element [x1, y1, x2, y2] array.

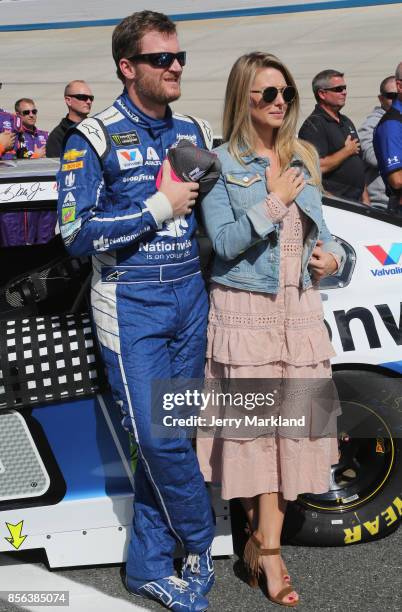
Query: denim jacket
[[201, 143, 346, 293]]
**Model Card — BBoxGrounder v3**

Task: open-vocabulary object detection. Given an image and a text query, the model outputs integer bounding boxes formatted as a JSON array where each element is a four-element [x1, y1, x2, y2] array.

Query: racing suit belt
[[101, 256, 201, 283]]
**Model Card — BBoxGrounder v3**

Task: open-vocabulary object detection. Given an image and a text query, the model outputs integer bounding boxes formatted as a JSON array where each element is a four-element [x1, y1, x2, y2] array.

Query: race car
[[0, 158, 401, 569]]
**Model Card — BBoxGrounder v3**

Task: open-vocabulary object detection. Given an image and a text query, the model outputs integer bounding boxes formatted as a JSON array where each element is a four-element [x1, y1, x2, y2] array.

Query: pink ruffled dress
[[197, 195, 339, 501]]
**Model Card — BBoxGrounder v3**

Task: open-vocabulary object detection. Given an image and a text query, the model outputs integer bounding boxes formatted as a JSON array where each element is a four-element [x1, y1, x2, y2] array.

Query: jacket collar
[[115, 89, 173, 135]]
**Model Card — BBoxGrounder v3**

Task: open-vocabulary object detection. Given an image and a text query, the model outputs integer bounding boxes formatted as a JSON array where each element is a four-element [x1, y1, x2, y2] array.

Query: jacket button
[[243, 177, 249, 182], [305, 207, 310, 212]]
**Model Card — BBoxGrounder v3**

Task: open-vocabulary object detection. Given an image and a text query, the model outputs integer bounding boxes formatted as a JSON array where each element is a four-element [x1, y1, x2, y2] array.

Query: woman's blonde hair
[[222, 52, 321, 186]]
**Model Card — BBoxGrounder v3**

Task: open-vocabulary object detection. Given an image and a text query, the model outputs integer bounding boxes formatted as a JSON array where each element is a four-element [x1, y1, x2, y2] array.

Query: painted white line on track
[[0, 554, 147, 611]]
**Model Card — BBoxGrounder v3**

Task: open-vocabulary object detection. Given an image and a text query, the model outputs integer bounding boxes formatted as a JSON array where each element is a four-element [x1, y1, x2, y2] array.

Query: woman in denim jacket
[[197, 53, 345, 607]]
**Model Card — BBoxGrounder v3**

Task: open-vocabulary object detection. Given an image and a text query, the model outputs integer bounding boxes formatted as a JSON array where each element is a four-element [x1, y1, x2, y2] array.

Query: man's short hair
[[112, 10, 177, 83], [64, 80, 88, 97], [15, 98, 35, 112], [395, 62, 402, 81], [379, 75, 396, 95], [312, 69, 344, 102]]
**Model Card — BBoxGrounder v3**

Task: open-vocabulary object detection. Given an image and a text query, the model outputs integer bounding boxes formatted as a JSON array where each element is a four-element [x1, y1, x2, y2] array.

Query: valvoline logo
[[366, 243, 402, 277], [117, 148, 143, 170], [366, 243, 402, 265]]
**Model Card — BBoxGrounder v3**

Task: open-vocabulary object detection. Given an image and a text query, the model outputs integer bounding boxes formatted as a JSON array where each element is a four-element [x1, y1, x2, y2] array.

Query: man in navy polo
[[374, 62, 402, 216]]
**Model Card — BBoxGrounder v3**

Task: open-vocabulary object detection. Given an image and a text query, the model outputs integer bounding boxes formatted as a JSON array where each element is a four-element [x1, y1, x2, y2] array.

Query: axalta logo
[[366, 243, 402, 277], [117, 148, 143, 170]]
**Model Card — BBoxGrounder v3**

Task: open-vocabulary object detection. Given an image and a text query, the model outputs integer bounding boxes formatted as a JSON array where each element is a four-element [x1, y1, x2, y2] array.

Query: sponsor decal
[[122, 173, 154, 183], [174, 133, 197, 146], [111, 131, 140, 146], [80, 122, 102, 139], [62, 206, 76, 224], [62, 192, 77, 224], [145, 146, 161, 166], [139, 238, 192, 253], [65, 171, 75, 188], [117, 148, 143, 170], [62, 161, 84, 171], [386, 155, 400, 168], [326, 302, 402, 353], [63, 148, 86, 162], [158, 216, 189, 238], [93, 226, 151, 252], [96, 108, 124, 126], [61, 218, 81, 243], [60, 219, 81, 242], [63, 192, 76, 206], [366, 243, 402, 278], [105, 270, 127, 282], [116, 98, 139, 123], [343, 495, 402, 544]]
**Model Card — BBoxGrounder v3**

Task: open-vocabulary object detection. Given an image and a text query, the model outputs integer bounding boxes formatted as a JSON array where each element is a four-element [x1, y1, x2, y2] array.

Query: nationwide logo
[[117, 148, 143, 170], [63, 149, 86, 162], [366, 243, 402, 278]]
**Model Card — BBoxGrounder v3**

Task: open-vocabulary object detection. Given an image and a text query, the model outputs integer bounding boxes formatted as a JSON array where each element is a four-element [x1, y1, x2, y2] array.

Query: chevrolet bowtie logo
[[63, 149, 86, 162]]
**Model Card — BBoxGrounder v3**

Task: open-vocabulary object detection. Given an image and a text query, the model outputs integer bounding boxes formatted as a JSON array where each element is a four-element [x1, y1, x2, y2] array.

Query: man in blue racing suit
[[57, 11, 214, 611]]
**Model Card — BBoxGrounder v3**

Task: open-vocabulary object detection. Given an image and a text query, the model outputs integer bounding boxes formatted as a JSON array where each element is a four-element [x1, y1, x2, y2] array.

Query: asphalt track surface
[[0, 515, 401, 611]]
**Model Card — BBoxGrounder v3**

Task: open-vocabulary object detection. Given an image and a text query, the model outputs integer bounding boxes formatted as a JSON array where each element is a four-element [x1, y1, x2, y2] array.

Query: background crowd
[[0, 62, 401, 248]]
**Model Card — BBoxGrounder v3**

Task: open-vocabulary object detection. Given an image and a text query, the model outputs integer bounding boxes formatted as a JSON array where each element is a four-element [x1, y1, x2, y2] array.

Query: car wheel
[[283, 369, 402, 546]]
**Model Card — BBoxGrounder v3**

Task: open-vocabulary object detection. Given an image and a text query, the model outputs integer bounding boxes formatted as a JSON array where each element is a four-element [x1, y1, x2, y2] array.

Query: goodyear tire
[[283, 369, 402, 546]]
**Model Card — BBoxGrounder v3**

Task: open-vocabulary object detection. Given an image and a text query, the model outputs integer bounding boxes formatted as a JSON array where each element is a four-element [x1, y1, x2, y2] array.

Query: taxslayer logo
[[117, 148, 143, 170], [366, 243, 402, 266]]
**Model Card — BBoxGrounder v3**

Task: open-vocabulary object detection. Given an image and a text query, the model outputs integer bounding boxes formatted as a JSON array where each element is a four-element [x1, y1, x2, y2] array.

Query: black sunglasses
[[128, 51, 186, 68], [321, 85, 347, 93], [67, 94, 94, 102], [381, 91, 397, 100], [21, 109, 38, 116], [250, 85, 296, 104]]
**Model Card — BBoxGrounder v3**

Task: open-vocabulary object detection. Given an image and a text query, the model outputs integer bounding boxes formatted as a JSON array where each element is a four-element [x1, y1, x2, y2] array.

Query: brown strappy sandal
[[243, 533, 299, 607], [244, 525, 291, 584]]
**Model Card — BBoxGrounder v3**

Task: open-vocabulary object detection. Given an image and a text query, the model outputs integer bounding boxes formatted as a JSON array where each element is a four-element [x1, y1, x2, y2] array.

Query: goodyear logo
[[62, 161, 84, 171], [343, 495, 402, 544], [63, 149, 87, 162]]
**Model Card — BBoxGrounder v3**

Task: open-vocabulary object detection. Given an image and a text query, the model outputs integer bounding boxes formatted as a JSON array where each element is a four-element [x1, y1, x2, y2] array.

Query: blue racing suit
[[56, 90, 215, 583]]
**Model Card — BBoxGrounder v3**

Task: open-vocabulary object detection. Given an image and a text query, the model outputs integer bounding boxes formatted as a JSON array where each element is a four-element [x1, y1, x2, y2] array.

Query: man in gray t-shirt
[[359, 75, 397, 208]]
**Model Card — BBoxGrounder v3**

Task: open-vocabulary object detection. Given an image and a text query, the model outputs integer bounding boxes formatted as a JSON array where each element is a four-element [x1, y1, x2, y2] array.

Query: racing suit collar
[[115, 89, 173, 137]]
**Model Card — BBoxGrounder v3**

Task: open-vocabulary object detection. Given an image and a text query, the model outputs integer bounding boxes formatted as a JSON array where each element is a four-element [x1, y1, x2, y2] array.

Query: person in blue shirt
[[57, 11, 215, 611], [373, 62, 402, 216]]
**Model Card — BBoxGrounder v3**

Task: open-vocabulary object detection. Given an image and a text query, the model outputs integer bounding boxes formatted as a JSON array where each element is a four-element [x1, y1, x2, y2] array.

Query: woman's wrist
[[265, 193, 289, 223]]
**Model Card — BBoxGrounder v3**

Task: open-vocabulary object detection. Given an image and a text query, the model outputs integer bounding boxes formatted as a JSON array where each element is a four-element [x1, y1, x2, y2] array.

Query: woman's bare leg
[[253, 492, 299, 604]]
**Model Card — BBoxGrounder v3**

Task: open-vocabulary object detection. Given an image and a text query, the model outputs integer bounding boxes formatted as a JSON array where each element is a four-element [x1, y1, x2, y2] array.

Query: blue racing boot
[[181, 547, 215, 596], [126, 574, 209, 611]]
